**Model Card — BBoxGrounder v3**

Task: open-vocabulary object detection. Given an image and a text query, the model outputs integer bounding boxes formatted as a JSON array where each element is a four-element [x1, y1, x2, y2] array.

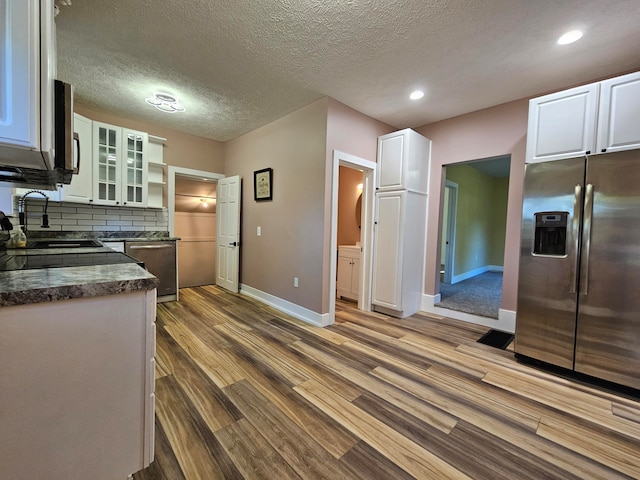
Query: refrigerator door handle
[[579, 183, 594, 295], [569, 184, 582, 293]]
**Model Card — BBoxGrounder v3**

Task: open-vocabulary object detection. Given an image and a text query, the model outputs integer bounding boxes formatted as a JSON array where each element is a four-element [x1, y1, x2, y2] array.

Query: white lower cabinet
[[0, 290, 156, 479], [337, 245, 360, 301], [372, 190, 427, 318]]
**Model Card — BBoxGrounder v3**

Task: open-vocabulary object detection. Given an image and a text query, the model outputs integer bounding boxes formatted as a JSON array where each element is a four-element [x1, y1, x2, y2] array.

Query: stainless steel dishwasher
[[125, 241, 177, 301]]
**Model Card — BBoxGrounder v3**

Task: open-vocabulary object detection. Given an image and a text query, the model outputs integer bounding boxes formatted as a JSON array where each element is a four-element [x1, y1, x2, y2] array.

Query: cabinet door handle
[[129, 244, 173, 250]]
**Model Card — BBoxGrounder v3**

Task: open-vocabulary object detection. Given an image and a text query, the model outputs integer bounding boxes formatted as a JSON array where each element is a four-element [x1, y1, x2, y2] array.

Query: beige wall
[[337, 166, 363, 246], [175, 212, 216, 288], [224, 99, 329, 313], [74, 106, 225, 173], [417, 99, 528, 312]]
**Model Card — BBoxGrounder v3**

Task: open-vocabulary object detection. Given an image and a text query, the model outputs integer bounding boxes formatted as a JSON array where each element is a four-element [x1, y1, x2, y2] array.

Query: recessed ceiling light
[[145, 92, 185, 113], [410, 90, 425, 100], [557, 30, 583, 45]]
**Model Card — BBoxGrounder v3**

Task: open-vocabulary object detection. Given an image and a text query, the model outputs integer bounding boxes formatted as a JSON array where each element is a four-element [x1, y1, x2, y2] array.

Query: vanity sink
[[26, 239, 103, 249]]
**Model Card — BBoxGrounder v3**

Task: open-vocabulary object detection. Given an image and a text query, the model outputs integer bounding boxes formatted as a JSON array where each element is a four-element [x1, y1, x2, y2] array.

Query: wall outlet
[[294, 277, 299, 288], [257, 226, 261, 236]]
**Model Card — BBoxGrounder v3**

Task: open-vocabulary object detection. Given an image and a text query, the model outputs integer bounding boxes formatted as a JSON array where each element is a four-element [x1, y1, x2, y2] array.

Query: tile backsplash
[[17, 199, 168, 233]]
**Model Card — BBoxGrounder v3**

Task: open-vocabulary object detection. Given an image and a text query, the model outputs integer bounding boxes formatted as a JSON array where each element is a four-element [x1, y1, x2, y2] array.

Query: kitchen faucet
[[18, 190, 50, 233]]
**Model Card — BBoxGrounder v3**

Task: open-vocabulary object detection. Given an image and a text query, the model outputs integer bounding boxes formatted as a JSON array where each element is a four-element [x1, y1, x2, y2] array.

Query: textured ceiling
[[55, 0, 640, 142]]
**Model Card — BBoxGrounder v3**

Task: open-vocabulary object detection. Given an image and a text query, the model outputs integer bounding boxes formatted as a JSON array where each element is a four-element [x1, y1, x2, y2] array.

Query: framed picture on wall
[[254, 167, 273, 201]]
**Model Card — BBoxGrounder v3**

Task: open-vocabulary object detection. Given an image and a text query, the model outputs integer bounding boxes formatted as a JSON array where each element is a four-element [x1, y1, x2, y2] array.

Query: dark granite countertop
[[102, 237, 180, 242], [0, 257, 158, 307], [25, 231, 179, 242]]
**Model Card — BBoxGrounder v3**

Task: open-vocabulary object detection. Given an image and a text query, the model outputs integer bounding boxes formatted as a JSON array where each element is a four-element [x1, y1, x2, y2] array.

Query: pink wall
[[416, 99, 528, 311], [325, 99, 393, 311]]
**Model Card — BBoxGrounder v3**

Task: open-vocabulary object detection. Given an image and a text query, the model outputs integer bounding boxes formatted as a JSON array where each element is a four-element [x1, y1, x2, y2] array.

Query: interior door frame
[[442, 179, 458, 284], [329, 150, 376, 323], [167, 166, 225, 237]]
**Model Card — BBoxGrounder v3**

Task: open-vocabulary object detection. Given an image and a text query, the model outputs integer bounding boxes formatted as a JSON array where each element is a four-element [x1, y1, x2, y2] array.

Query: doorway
[[436, 155, 510, 318], [440, 180, 458, 285], [329, 150, 376, 324], [168, 167, 224, 289]]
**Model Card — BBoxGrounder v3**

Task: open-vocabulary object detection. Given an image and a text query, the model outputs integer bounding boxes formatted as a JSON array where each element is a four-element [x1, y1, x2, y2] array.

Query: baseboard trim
[[451, 265, 503, 285], [239, 284, 331, 327], [421, 293, 515, 333], [498, 308, 516, 333]]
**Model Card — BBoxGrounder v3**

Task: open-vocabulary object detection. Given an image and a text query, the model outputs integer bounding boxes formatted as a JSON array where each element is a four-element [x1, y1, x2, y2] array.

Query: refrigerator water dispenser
[[533, 212, 568, 256]]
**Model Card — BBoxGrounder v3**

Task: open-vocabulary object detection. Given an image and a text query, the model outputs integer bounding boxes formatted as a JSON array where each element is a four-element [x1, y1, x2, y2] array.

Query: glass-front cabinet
[[93, 121, 148, 206], [124, 130, 147, 205]]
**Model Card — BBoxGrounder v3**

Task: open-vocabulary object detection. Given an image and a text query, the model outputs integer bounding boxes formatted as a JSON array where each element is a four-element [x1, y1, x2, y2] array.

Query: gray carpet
[[437, 271, 502, 318]]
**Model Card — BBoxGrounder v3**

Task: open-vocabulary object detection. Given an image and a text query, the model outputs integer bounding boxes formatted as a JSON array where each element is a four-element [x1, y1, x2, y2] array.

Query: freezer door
[[575, 151, 640, 389], [515, 157, 585, 368]]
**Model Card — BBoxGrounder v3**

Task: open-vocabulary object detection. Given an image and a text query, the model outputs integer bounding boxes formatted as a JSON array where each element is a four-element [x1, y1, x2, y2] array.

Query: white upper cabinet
[[526, 70, 640, 163], [596, 71, 640, 154], [92, 122, 148, 207], [60, 113, 93, 203], [0, 0, 55, 169], [526, 83, 599, 164], [377, 129, 431, 193]]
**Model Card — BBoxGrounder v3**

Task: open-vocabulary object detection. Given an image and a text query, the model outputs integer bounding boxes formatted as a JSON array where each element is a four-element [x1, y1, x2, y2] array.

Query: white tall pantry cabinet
[[372, 129, 431, 318]]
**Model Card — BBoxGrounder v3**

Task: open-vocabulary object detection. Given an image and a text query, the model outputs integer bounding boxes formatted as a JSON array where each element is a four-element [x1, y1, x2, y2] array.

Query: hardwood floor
[[134, 286, 640, 480]]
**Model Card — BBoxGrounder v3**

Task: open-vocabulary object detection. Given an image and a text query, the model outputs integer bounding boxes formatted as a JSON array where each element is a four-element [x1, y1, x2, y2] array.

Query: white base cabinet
[[0, 290, 156, 479], [372, 190, 428, 318], [337, 245, 360, 301]]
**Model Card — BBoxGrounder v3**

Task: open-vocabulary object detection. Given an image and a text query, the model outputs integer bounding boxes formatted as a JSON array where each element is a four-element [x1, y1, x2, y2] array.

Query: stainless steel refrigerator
[[515, 150, 640, 390]]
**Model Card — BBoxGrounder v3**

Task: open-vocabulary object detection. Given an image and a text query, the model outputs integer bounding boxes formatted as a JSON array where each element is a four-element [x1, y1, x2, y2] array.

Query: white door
[[216, 175, 241, 292]]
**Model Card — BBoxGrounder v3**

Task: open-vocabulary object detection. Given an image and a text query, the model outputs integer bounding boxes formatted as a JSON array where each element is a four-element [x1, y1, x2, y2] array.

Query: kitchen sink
[[26, 239, 103, 249]]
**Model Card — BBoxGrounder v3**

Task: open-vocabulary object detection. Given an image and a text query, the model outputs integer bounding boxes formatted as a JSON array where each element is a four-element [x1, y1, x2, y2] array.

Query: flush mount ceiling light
[[410, 90, 425, 100], [557, 30, 583, 45], [145, 93, 185, 113]]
